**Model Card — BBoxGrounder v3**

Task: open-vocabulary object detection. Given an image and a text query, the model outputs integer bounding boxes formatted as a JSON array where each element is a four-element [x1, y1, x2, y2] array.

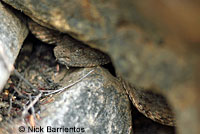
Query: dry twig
[[13, 69, 39, 93], [7, 91, 16, 116], [22, 92, 42, 117]]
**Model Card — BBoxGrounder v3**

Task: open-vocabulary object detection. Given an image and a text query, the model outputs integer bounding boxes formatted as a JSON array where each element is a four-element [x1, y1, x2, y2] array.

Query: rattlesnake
[[28, 19, 175, 126]]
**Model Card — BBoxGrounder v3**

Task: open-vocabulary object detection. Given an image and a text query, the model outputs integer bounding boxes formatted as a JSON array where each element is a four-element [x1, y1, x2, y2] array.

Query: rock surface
[[0, 39, 132, 134], [0, 67, 132, 134], [0, 2, 28, 91], [0, 40, 176, 134], [38, 67, 132, 134], [1, 0, 200, 134], [1, 0, 199, 93]]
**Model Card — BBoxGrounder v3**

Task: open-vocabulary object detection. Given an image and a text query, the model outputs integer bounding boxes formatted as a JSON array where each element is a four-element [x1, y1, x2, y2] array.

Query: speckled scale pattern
[[28, 19, 175, 127], [122, 79, 175, 126], [54, 37, 110, 67], [28, 20, 63, 45], [28, 20, 111, 67]]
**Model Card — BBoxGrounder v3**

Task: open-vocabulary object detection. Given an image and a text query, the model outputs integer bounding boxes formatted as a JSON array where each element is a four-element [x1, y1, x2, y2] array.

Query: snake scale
[[28, 19, 175, 126]]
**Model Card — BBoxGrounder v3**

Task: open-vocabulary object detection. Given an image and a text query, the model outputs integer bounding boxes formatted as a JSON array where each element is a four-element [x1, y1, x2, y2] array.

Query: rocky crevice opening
[[0, 1, 199, 134]]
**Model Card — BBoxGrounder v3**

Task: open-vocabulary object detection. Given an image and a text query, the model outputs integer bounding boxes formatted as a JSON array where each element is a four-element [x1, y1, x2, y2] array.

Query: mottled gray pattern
[[39, 67, 132, 134]]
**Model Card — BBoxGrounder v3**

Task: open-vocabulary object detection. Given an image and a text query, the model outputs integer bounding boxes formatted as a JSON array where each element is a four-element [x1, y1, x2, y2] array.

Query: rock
[[38, 67, 132, 134], [2, 0, 200, 133], [0, 119, 28, 134], [1, 0, 198, 92], [0, 2, 28, 91], [0, 49, 132, 134]]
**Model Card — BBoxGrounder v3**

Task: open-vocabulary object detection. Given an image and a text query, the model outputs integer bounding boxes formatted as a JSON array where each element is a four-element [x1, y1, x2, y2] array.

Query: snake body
[[28, 19, 175, 126], [28, 20, 110, 67]]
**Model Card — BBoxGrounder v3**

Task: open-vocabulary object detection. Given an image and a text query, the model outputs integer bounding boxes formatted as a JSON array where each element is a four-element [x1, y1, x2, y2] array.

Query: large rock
[[2, 0, 200, 133], [0, 67, 132, 134], [38, 67, 132, 134], [0, 2, 28, 91], [1, 0, 198, 91]]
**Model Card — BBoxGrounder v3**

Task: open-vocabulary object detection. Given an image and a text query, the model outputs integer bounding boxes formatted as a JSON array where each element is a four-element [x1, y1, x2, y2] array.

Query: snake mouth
[[56, 57, 71, 69], [56, 57, 69, 64]]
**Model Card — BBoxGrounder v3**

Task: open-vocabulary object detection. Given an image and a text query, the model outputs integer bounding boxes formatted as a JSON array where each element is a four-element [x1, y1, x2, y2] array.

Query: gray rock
[[0, 2, 28, 91], [0, 119, 27, 134], [2, 1, 200, 133], [0, 44, 132, 134], [38, 67, 132, 134], [1, 0, 197, 94]]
